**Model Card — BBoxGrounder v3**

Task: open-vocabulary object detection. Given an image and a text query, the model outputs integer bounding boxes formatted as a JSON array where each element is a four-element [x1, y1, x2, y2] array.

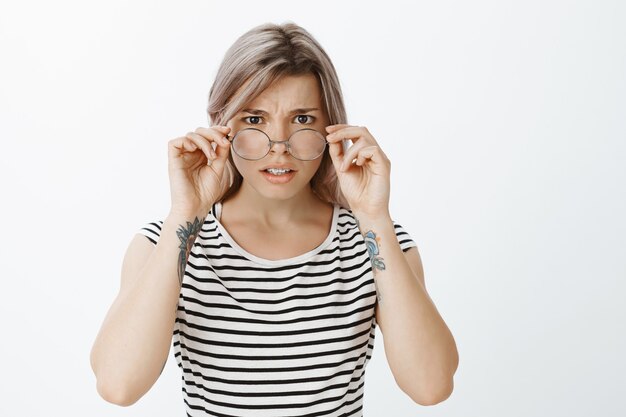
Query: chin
[[248, 174, 315, 201]]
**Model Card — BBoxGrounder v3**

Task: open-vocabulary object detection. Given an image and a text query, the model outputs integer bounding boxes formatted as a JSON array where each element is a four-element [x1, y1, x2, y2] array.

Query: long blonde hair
[[207, 22, 350, 208]]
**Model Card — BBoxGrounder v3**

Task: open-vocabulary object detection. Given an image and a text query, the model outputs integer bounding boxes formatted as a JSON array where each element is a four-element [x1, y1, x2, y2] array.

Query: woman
[[90, 22, 458, 416]]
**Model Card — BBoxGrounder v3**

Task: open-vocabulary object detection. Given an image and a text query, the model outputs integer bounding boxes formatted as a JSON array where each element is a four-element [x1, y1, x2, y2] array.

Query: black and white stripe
[[139, 203, 417, 417]]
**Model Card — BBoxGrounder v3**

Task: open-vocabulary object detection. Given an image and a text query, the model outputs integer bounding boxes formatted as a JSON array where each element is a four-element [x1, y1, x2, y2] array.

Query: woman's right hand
[[167, 125, 232, 217]]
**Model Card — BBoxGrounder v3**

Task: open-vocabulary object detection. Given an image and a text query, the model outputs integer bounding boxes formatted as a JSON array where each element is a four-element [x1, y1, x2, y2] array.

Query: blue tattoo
[[356, 218, 386, 304], [364, 230, 386, 272], [176, 217, 202, 287]]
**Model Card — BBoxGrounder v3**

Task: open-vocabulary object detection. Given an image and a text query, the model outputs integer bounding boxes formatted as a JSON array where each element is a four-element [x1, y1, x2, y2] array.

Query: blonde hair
[[207, 22, 350, 208]]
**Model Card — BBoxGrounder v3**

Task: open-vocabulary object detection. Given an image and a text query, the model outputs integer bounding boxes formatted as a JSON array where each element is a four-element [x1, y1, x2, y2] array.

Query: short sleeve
[[392, 221, 418, 252], [138, 221, 163, 245]]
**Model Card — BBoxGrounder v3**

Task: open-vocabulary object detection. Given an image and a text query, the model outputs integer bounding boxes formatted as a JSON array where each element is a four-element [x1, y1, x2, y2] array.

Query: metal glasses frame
[[224, 127, 329, 161]]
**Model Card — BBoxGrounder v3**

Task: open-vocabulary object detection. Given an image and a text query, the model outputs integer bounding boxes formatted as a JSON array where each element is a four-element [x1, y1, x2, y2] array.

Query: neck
[[225, 181, 327, 228]]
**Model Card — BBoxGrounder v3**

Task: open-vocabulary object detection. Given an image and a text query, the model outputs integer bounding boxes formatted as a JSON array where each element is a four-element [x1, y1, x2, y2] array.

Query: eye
[[243, 116, 263, 124], [294, 115, 315, 124]]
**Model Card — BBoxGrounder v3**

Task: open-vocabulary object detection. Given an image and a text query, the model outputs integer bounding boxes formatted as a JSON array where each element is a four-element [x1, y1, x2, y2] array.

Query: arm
[[356, 212, 459, 406], [323, 123, 458, 405], [89, 211, 204, 406]]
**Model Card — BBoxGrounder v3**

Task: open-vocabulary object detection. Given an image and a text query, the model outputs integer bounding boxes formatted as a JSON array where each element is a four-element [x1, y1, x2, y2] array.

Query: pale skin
[[89, 73, 458, 407]]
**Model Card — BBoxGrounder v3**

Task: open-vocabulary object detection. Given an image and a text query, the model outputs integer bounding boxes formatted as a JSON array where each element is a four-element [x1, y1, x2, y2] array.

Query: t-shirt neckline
[[211, 201, 340, 266]]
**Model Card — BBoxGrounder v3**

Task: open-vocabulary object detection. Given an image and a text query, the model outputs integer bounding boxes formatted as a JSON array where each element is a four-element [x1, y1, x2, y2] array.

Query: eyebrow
[[241, 107, 320, 115]]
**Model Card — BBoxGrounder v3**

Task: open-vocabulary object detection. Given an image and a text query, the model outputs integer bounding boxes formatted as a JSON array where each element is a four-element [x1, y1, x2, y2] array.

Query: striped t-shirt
[[139, 201, 417, 417]]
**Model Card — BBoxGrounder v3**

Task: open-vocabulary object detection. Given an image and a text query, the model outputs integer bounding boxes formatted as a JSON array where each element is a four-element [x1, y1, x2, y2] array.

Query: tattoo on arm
[[176, 217, 202, 287], [357, 218, 386, 304], [364, 230, 386, 271]]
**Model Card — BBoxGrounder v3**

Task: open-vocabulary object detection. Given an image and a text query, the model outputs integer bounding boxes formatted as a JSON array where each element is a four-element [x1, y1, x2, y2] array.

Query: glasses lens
[[232, 129, 270, 160], [289, 130, 327, 160]]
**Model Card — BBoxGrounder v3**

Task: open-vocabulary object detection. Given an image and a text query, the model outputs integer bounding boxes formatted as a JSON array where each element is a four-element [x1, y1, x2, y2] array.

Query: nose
[[269, 139, 289, 155], [267, 125, 291, 155]]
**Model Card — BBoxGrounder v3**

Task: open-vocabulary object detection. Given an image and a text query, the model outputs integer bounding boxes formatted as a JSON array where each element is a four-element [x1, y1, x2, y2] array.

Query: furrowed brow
[[290, 107, 319, 114], [241, 108, 268, 115], [240, 107, 320, 115]]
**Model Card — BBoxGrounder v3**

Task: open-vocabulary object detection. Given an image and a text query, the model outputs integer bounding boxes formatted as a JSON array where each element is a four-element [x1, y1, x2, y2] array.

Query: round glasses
[[225, 128, 328, 161]]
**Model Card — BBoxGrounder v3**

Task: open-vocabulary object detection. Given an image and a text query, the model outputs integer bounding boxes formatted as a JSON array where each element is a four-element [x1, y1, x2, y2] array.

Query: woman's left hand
[[325, 124, 391, 217]]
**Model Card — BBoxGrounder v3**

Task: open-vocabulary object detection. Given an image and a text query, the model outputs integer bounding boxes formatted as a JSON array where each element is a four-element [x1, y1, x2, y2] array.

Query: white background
[[1, 0, 625, 416]]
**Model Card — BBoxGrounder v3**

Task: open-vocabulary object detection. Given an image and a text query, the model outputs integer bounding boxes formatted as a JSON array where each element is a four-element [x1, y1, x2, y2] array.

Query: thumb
[[210, 133, 231, 174], [328, 140, 345, 173]]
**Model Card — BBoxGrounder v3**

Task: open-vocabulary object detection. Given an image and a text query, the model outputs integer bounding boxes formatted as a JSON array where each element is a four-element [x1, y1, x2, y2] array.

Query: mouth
[[260, 168, 297, 184], [261, 167, 296, 175]]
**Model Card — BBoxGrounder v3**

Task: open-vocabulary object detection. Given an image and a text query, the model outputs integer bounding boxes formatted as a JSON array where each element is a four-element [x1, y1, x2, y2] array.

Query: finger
[[194, 126, 231, 147], [209, 134, 231, 173], [327, 126, 373, 144], [185, 132, 215, 162], [168, 137, 198, 157], [327, 139, 345, 173], [209, 129, 231, 165], [193, 126, 232, 172], [355, 146, 377, 166], [325, 123, 352, 133], [340, 141, 369, 171], [357, 145, 389, 174]]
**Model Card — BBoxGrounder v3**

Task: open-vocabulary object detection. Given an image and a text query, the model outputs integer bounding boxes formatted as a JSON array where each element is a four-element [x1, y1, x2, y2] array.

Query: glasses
[[225, 128, 328, 161]]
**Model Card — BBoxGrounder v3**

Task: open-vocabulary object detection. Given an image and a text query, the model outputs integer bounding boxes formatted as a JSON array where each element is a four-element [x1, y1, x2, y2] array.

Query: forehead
[[246, 73, 322, 110]]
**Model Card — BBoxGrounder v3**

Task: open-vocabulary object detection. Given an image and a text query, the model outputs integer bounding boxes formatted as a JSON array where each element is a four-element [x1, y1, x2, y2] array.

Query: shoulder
[[138, 220, 164, 245], [336, 205, 418, 253], [136, 211, 216, 246]]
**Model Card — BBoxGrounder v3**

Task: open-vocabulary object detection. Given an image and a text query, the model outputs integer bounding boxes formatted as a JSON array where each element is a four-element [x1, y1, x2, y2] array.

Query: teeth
[[266, 168, 292, 175]]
